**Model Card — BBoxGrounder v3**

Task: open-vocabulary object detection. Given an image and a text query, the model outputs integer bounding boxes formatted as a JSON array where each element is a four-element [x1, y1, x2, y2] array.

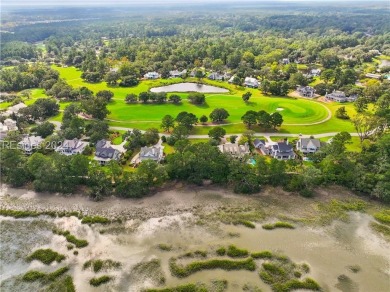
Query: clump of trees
[[125, 92, 181, 104], [241, 110, 283, 130]]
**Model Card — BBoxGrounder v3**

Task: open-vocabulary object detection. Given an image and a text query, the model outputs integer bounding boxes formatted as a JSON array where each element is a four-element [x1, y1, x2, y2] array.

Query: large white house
[[244, 77, 259, 88], [325, 90, 358, 103], [296, 138, 321, 154], [144, 72, 160, 79], [56, 139, 88, 156]]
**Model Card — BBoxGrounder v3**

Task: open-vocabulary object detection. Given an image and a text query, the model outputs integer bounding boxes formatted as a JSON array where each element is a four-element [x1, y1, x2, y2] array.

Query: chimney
[[285, 138, 289, 145]]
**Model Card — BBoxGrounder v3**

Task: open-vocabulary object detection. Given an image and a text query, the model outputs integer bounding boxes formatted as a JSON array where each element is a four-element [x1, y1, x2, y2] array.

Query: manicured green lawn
[[51, 65, 359, 135]]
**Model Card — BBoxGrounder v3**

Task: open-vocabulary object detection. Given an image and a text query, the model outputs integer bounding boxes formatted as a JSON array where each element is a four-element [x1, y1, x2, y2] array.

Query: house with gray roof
[[56, 139, 88, 156], [169, 69, 187, 78], [18, 135, 44, 155], [208, 72, 231, 81], [325, 90, 357, 103], [139, 146, 164, 163], [296, 138, 321, 154], [297, 86, 315, 98], [218, 143, 250, 158], [253, 138, 269, 155], [94, 139, 124, 165], [270, 141, 295, 160], [244, 77, 259, 88]]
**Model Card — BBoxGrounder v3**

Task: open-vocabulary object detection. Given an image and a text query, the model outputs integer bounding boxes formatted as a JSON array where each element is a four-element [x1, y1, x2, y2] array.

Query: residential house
[[56, 139, 88, 156], [144, 72, 160, 79], [18, 135, 44, 155], [139, 146, 164, 162], [282, 58, 290, 65], [369, 49, 381, 55], [244, 77, 259, 88], [190, 70, 205, 78], [296, 138, 321, 154], [365, 73, 381, 79], [3, 118, 18, 131], [270, 141, 295, 160], [310, 69, 321, 76], [297, 86, 316, 98], [218, 143, 250, 158], [253, 139, 268, 155], [169, 69, 187, 78], [208, 72, 230, 81], [94, 139, 124, 165], [1, 102, 27, 117], [228, 76, 236, 83], [253, 138, 266, 149], [0, 119, 18, 140], [325, 90, 348, 102]]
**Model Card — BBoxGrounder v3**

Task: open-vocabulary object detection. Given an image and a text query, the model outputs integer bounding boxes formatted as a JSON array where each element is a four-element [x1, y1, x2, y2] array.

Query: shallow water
[[1, 210, 389, 292], [150, 82, 229, 93]]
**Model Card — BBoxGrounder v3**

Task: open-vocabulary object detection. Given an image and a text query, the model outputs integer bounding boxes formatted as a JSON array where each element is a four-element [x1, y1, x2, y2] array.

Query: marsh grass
[[234, 220, 256, 229], [52, 228, 88, 248], [27, 249, 65, 265], [157, 244, 173, 251], [89, 275, 112, 287], [251, 251, 273, 259], [81, 216, 110, 225], [262, 222, 295, 230], [144, 283, 207, 292], [22, 267, 69, 283], [316, 199, 367, 225], [131, 259, 166, 286], [373, 210, 390, 225], [44, 275, 75, 292], [257, 253, 316, 291], [169, 257, 256, 278], [370, 222, 390, 238], [226, 245, 249, 258], [83, 259, 121, 273], [0, 209, 82, 219]]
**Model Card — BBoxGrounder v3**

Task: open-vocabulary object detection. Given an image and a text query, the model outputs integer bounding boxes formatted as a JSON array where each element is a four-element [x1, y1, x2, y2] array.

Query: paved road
[[52, 121, 360, 142], [110, 125, 361, 141]]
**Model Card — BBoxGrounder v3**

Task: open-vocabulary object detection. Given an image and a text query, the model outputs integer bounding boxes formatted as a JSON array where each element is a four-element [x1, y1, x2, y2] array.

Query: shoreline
[[0, 183, 385, 224]]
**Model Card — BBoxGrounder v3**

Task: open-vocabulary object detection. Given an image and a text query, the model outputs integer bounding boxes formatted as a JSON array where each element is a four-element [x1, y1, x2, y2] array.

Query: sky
[[2, 0, 386, 7]]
